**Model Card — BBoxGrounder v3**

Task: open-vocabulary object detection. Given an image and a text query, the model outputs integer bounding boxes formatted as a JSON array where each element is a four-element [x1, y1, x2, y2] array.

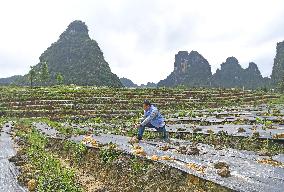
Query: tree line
[[28, 62, 64, 87]]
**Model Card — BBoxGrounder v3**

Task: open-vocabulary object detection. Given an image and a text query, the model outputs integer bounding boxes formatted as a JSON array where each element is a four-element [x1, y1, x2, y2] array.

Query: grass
[[270, 95, 284, 104], [15, 120, 83, 192], [0, 117, 6, 126], [63, 140, 87, 165]]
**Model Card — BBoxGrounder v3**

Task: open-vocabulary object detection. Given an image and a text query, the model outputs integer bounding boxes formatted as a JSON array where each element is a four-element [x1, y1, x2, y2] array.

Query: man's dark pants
[[138, 122, 167, 140]]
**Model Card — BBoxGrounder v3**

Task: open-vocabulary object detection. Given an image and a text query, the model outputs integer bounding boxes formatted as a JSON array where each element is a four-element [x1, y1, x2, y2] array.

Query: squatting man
[[135, 100, 169, 141]]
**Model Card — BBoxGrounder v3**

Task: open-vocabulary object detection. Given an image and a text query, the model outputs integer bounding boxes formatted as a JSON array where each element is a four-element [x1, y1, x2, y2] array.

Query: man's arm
[[142, 111, 147, 119], [140, 108, 158, 126], [139, 111, 147, 123]]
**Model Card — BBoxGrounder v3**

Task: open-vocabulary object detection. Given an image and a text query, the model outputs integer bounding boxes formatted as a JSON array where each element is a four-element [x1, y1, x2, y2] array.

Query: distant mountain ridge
[[120, 77, 138, 87], [120, 77, 156, 88], [158, 51, 271, 89], [1, 21, 283, 89], [0, 75, 23, 85], [211, 57, 269, 89]]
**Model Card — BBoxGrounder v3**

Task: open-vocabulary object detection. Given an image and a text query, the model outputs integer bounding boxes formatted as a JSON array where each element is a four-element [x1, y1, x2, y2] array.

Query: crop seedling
[[99, 142, 121, 164]]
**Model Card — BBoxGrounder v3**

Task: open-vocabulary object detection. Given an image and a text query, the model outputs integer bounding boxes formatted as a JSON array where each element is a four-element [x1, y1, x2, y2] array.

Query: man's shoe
[[163, 137, 170, 143]]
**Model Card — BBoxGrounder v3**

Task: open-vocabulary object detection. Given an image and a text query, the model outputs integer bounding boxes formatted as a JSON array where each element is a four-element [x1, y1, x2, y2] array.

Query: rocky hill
[[158, 51, 270, 89], [120, 77, 138, 87], [157, 51, 212, 87], [0, 20, 122, 87], [271, 41, 284, 86], [212, 58, 268, 89]]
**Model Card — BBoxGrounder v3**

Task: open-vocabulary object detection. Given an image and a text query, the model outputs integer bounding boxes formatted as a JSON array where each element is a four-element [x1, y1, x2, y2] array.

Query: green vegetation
[[55, 72, 64, 85], [1, 86, 283, 191], [63, 140, 87, 164], [270, 95, 284, 104], [28, 66, 36, 87], [0, 117, 5, 127], [99, 142, 121, 164], [130, 156, 151, 174], [18, 128, 83, 191], [0, 86, 279, 121], [40, 62, 50, 86]]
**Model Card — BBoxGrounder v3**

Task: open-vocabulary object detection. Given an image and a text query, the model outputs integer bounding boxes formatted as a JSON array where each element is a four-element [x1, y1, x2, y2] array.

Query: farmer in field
[[135, 100, 169, 141]]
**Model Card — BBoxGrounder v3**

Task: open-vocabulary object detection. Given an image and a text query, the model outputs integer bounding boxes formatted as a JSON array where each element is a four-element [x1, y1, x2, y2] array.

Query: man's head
[[143, 100, 151, 111]]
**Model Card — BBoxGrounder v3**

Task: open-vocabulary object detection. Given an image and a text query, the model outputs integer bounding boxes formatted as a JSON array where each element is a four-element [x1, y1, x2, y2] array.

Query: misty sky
[[1, 0, 284, 85]]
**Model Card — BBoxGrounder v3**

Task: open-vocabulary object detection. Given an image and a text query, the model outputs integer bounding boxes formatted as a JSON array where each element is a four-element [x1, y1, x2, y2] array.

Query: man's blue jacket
[[141, 105, 165, 128]]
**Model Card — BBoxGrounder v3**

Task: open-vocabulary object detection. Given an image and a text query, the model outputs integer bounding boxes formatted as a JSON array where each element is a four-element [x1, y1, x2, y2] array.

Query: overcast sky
[[1, 0, 284, 85]]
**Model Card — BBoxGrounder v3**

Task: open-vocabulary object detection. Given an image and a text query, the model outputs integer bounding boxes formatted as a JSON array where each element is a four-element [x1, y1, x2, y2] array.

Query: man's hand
[[135, 124, 141, 128]]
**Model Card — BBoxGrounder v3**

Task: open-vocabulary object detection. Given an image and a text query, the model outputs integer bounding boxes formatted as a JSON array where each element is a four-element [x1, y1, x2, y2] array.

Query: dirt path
[[0, 123, 27, 192]]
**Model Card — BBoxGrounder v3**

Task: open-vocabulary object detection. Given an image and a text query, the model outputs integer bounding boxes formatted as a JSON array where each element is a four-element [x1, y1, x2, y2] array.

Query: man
[[135, 100, 169, 141]]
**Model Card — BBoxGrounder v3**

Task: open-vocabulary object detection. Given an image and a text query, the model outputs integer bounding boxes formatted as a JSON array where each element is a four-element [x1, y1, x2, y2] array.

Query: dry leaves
[[82, 135, 99, 147], [187, 163, 206, 174], [257, 158, 283, 167], [132, 145, 146, 156], [272, 133, 284, 139], [160, 155, 174, 160], [150, 155, 159, 161], [27, 179, 37, 191]]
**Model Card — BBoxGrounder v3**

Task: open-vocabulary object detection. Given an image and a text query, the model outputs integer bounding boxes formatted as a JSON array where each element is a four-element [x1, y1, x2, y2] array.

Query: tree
[[40, 62, 50, 86], [28, 66, 36, 87], [55, 73, 64, 85]]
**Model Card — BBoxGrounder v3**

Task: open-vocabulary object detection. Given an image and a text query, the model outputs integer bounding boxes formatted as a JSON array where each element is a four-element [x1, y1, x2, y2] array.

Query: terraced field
[[0, 86, 283, 191]]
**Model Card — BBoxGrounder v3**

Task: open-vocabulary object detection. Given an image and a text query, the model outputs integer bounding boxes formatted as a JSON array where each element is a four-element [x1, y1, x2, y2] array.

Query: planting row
[[33, 122, 284, 192]]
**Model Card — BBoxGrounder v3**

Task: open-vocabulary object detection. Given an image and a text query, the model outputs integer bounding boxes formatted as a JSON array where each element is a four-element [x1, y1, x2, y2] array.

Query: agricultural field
[[0, 86, 284, 192]]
